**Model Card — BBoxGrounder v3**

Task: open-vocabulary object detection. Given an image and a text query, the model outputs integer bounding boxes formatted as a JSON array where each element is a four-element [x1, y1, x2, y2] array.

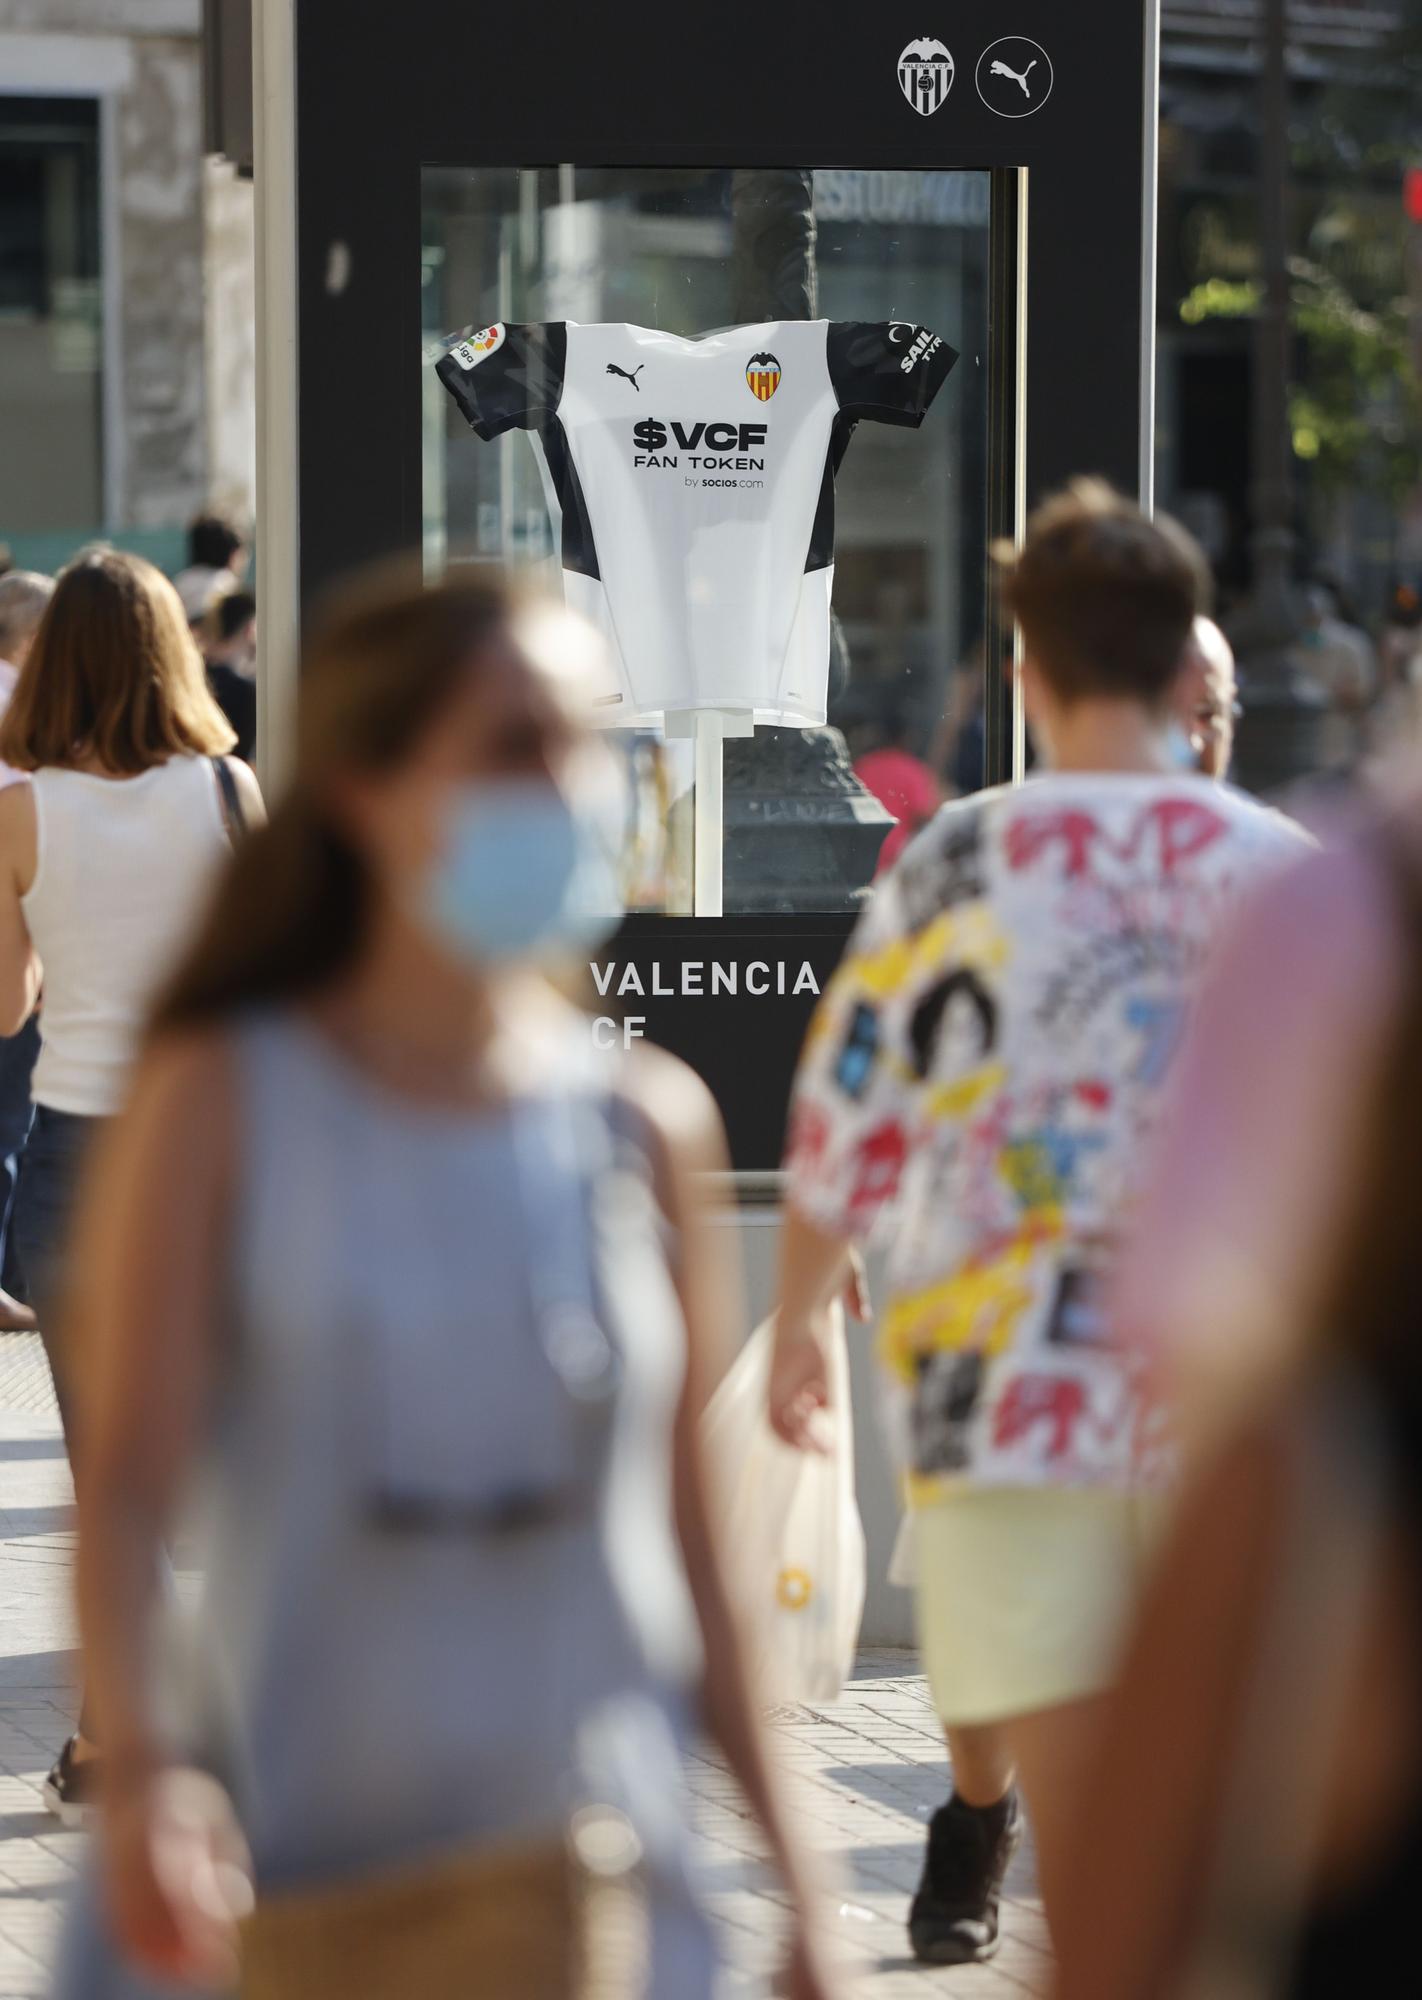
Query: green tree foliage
[[1179, 2, 1422, 503]]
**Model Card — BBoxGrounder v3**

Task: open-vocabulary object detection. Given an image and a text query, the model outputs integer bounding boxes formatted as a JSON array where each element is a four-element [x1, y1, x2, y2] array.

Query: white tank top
[[23, 758, 231, 1116]]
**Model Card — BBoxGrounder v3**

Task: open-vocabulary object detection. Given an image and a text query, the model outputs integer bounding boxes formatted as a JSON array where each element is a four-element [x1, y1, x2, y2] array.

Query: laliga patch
[[452, 324, 506, 371]]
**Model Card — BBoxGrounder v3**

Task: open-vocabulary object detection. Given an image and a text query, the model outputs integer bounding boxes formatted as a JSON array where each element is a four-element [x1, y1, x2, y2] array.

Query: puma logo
[[990, 57, 1037, 97], [606, 363, 644, 392]]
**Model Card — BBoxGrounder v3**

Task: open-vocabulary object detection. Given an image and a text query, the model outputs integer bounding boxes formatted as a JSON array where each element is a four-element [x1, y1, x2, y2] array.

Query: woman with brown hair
[[51, 569, 834, 2000], [0, 547, 264, 1821]]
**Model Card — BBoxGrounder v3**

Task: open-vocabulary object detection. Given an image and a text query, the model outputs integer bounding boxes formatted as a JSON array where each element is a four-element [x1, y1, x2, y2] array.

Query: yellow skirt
[[914, 1486, 1164, 1727]]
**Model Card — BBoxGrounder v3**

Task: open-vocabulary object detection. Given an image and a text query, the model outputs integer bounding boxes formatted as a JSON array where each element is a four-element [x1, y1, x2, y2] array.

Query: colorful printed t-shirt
[[785, 773, 1308, 1496]]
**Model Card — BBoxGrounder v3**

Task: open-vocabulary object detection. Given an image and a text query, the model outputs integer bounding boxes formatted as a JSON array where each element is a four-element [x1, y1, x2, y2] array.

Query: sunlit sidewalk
[[0, 1347, 81, 1998], [0, 1340, 1048, 1998]]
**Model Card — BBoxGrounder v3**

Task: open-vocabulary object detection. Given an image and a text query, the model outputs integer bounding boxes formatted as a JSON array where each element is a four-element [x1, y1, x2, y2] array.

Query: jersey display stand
[[663, 706, 753, 916]]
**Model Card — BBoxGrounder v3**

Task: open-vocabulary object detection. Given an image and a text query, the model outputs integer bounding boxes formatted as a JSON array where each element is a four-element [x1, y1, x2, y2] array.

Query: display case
[[264, 0, 1160, 1169]]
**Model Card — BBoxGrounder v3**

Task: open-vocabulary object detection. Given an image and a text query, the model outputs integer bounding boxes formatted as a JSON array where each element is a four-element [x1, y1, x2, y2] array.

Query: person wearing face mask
[[50, 568, 837, 2000], [768, 482, 1307, 1966]]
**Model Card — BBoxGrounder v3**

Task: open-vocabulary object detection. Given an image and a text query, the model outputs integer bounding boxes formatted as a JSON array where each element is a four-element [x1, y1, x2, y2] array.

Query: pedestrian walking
[[172, 513, 249, 630], [0, 569, 54, 1329], [1058, 808, 1422, 1999], [202, 590, 258, 763], [1174, 615, 1240, 780], [0, 547, 263, 1822], [52, 569, 834, 2000], [1298, 581, 1377, 775], [854, 711, 943, 876], [767, 481, 1308, 1960]]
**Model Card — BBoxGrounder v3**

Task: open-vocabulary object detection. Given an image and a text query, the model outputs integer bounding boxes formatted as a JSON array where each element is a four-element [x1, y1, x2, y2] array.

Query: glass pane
[[1157, 62, 1418, 804], [0, 96, 103, 536], [422, 166, 996, 913]]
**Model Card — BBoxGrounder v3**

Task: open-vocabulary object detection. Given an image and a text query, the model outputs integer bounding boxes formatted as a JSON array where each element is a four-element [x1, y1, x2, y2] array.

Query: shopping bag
[[887, 1510, 917, 1590], [703, 1307, 867, 1706]]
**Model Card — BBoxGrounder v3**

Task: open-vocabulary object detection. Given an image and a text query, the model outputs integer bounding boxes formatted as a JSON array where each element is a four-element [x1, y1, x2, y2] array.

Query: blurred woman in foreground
[[55, 571, 831, 1999], [1056, 818, 1422, 1998]]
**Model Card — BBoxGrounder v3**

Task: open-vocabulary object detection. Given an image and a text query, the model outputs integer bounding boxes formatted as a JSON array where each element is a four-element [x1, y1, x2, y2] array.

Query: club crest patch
[[899, 39, 955, 117], [746, 352, 782, 401]]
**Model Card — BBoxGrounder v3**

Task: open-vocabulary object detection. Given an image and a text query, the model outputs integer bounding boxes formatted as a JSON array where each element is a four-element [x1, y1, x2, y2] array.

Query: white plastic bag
[[703, 1307, 867, 1706], [887, 1509, 917, 1590]]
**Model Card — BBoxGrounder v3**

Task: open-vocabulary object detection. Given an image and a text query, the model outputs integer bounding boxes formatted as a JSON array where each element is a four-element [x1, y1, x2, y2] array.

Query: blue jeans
[[15, 1101, 107, 1744], [0, 1013, 39, 1298], [14, 1103, 106, 1449]]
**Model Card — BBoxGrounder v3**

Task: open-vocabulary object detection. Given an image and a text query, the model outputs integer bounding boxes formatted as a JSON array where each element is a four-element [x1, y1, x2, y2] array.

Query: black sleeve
[[826, 321, 959, 428], [434, 321, 567, 439]]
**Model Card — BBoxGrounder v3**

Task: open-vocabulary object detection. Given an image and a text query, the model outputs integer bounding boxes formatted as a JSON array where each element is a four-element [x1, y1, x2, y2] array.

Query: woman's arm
[[0, 784, 41, 1033], [228, 758, 267, 831], [69, 1030, 249, 1980], [73, 1030, 234, 1762], [626, 1047, 834, 1993], [767, 1203, 857, 1450], [1113, 842, 1398, 1429], [1053, 1429, 1287, 2000]]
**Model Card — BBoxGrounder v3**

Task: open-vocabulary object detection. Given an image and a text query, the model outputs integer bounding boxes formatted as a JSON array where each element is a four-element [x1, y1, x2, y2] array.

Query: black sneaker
[[42, 1737, 101, 1828], [908, 1789, 1023, 1964]]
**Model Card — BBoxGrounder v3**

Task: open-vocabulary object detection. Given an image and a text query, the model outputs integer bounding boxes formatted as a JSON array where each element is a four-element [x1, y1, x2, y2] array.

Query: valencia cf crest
[[898, 38, 955, 117], [746, 352, 782, 401]]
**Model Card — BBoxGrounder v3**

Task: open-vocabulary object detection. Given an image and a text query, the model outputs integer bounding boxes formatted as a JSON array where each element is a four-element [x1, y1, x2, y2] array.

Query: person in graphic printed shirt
[[766, 482, 1308, 1965]]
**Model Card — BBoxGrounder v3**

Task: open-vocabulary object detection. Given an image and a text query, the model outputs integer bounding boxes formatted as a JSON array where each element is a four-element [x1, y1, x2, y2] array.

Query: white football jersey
[[436, 319, 957, 728]]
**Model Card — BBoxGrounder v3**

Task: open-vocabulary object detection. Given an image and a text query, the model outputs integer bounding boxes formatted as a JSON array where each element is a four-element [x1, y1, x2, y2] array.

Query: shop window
[[0, 96, 103, 537]]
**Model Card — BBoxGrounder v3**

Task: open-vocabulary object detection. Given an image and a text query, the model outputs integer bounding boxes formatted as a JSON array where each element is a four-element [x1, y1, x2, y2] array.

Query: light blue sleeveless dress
[[54, 1011, 722, 1997]]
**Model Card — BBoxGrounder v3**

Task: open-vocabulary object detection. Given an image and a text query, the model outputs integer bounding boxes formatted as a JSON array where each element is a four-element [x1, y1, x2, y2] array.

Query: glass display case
[[422, 166, 997, 918]]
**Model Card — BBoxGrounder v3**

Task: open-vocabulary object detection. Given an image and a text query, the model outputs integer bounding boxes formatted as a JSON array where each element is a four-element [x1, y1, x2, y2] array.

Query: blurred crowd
[[0, 487, 1417, 2000], [845, 565, 1422, 859]]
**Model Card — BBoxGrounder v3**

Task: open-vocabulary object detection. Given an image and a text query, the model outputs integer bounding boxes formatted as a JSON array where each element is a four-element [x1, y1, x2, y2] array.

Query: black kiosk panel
[[290, 1, 1158, 1169]]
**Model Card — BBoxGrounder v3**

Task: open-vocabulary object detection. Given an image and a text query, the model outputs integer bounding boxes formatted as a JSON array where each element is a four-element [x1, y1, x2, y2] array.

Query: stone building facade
[[0, 0, 254, 562]]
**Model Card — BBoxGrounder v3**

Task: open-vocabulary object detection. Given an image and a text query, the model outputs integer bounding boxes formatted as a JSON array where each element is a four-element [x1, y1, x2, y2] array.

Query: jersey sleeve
[[826, 321, 958, 427], [434, 321, 566, 439]]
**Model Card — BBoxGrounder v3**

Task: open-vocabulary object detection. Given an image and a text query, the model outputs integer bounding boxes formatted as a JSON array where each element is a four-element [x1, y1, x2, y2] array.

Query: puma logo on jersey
[[607, 363, 645, 392]]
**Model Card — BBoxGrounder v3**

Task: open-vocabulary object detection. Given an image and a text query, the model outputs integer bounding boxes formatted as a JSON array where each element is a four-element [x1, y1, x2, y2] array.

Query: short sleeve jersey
[[436, 320, 957, 727], [784, 773, 1311, 1496]]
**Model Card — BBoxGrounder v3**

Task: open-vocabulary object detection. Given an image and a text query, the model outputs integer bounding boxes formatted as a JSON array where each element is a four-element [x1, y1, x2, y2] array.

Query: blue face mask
[[418, 779, 623, 967]]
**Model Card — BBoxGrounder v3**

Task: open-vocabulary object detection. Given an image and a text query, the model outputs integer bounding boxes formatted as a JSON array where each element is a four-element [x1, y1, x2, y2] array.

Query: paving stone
[[0, 1394, 1051, 1996]]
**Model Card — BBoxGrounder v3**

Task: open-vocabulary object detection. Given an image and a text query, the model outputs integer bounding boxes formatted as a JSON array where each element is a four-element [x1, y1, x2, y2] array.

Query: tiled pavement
[[0, 1336, 1048, 1998]]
